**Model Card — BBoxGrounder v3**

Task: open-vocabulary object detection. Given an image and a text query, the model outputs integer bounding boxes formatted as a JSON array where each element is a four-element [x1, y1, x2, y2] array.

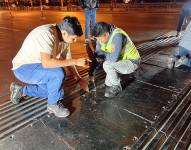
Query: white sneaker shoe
[[47, 103, 70, 118], [174, 56, 189, 68]]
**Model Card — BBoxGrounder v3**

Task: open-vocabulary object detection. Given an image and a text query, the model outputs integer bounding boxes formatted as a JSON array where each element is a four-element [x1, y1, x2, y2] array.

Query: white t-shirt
[[179, 21, 191, 51], [12, 24, 69, 70]]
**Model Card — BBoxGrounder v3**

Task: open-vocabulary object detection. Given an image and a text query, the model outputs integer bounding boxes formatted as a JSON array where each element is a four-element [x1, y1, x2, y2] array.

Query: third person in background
[[80, 0, 99, 44], [176, 0, 191, 36], [168, 20, 191, 69]]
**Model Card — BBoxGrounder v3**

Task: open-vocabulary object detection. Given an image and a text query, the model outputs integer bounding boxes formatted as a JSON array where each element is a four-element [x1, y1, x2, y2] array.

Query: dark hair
[[57, 16, 83, 36], [91, 22, 113, 37]]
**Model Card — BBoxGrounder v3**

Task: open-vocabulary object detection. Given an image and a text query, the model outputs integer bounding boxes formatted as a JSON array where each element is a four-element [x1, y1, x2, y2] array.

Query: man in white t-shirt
[[11, 16, 89, 118], [168, 20, 191, 69]]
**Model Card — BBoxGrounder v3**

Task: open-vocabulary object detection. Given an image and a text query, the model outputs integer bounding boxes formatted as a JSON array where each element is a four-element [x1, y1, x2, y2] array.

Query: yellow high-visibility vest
[[100, 28, 140, 61]]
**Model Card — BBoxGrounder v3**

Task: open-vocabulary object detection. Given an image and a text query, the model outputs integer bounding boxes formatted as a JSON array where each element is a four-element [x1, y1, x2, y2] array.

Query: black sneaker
[[104, 85, 122, 98], [47, 103, 70, 118], [10, 82, 23, 104]]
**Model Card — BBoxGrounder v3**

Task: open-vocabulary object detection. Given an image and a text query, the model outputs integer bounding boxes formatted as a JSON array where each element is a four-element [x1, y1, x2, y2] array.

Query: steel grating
[[0, 33, 191, 149]]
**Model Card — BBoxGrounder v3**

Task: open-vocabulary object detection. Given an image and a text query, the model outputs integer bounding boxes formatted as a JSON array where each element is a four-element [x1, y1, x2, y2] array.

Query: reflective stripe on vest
[[100, 28, 140, 60]]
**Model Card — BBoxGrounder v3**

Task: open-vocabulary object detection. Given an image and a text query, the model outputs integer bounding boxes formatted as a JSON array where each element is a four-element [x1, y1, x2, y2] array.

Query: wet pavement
[[0, 10, 191, 150]]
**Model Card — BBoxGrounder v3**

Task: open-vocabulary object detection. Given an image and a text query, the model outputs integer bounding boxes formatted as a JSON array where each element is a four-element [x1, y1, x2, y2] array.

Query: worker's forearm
[[42, 58, 76, 68]]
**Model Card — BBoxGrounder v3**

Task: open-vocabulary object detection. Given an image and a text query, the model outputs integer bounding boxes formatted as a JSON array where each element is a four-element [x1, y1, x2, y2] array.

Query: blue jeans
[[176, 2, 191, 32], [85, 9, 96, 39], [173, 46, 191, 67], [13, 63, 65, 104]]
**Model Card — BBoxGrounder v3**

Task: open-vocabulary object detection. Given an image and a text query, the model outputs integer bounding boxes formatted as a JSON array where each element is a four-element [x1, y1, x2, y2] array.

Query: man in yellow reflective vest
[[90, 22, 141, 98]]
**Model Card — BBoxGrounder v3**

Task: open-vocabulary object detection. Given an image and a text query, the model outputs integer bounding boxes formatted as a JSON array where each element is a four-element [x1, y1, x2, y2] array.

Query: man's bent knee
[[103, 61, 113, 71]]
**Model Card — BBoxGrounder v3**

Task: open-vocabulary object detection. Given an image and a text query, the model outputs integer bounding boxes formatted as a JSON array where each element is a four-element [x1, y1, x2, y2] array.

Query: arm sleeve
[[106, 33, 123, 62], [35, 32, 54, 54], [95, 41, 105, 56]]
